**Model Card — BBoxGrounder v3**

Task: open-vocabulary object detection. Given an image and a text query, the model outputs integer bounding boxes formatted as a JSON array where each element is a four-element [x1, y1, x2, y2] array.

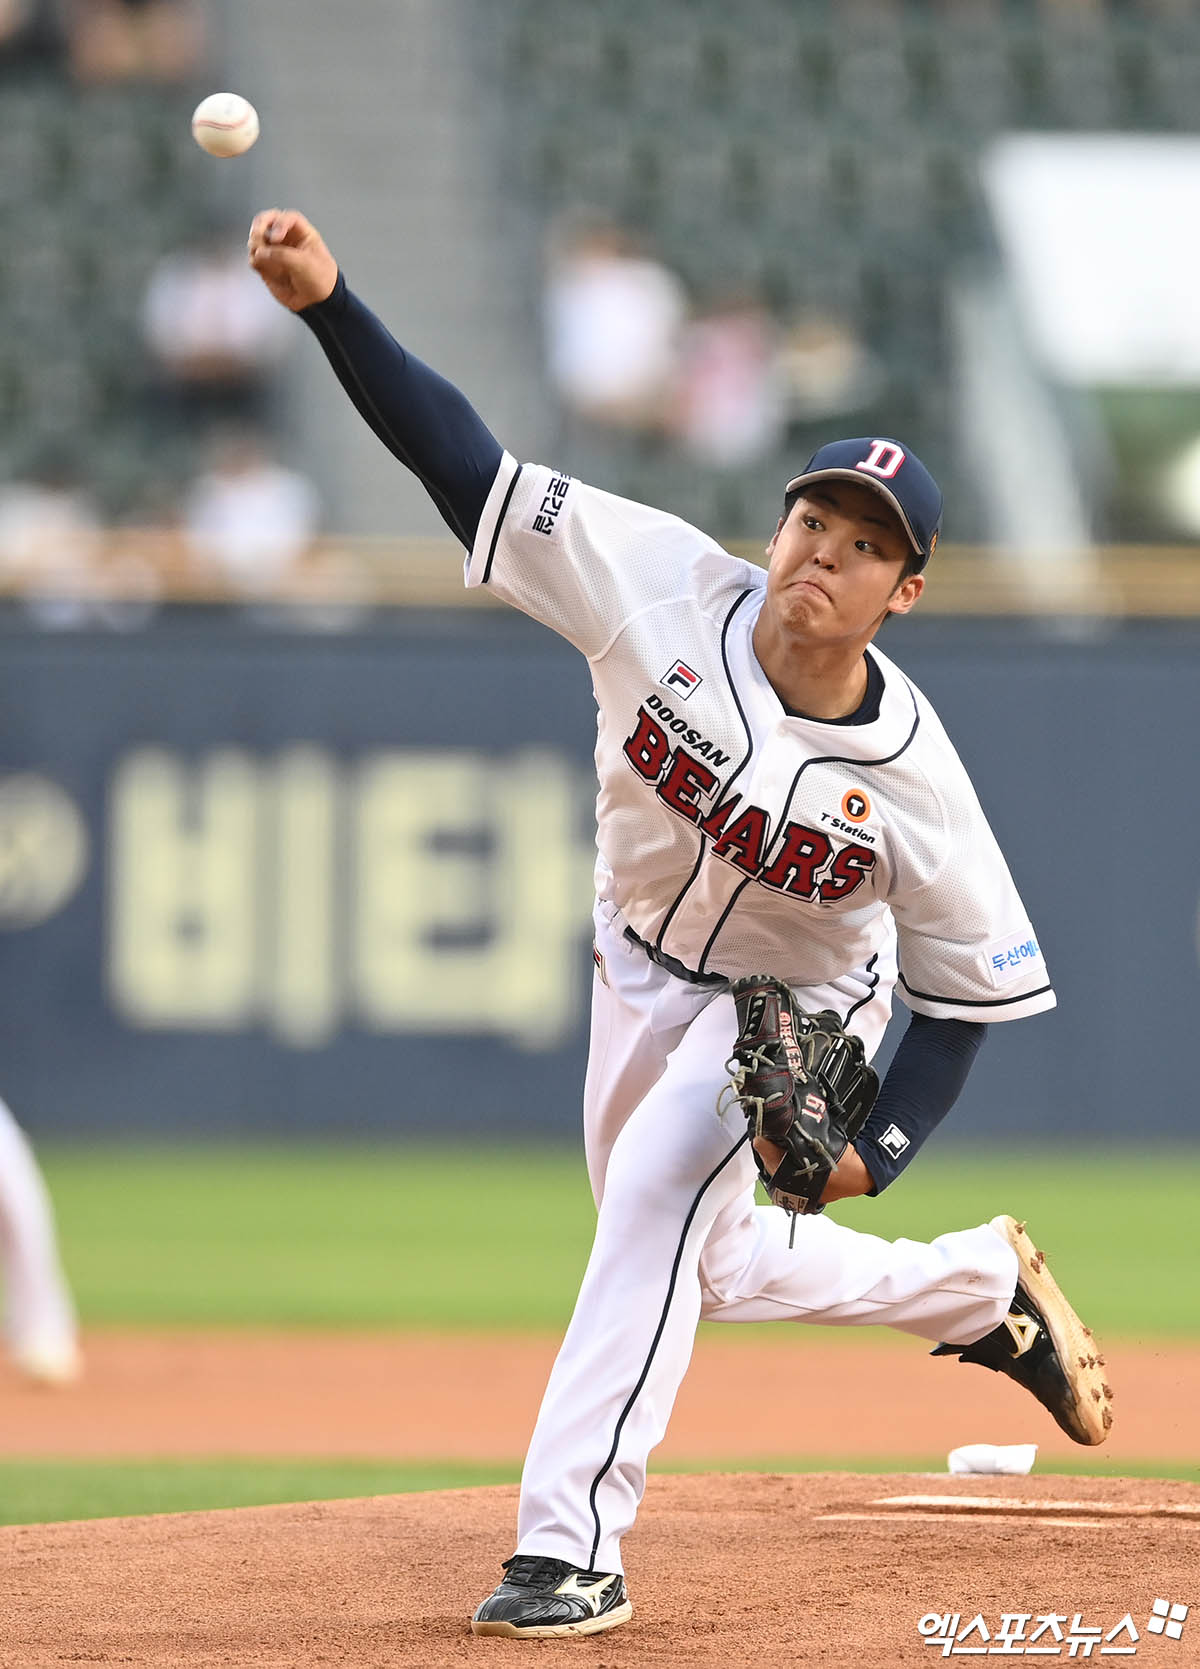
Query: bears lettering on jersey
[[622, 703, 877, 905], [711, 806, 770, 874], [760, 822, 832, 895], [658, 747, 719, 820]]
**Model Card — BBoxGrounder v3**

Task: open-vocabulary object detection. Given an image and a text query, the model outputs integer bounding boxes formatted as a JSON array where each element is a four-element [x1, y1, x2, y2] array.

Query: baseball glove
[[725, 974, 879, 1217]]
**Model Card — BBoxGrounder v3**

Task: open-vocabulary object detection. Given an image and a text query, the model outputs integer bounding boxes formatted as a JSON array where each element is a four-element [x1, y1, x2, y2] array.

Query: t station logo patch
[[820, 787, 877, 845], [660, 660, 702, 700]]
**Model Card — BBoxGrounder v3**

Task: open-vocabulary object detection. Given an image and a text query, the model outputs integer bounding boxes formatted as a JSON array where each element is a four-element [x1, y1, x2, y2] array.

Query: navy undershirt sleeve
[[299, 271, 504, 549], [854, 1012, 987, 1192]]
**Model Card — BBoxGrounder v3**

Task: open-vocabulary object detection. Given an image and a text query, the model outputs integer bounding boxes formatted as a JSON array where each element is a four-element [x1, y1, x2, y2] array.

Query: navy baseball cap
[[784, 437, 943, 570]]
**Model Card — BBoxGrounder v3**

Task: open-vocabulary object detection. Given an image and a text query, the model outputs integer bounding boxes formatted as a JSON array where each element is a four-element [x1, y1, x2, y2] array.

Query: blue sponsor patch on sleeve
[[982, 932, 1042, 989]]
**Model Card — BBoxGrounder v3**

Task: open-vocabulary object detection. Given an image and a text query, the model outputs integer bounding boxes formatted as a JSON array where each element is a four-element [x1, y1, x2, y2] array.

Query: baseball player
[[0, 1095, 80, 1385], [248, 210, 1112, 1641]]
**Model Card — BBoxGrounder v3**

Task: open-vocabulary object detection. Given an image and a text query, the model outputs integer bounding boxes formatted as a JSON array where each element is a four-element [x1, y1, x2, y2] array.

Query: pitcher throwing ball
[[248, 208, 1112, 1641]]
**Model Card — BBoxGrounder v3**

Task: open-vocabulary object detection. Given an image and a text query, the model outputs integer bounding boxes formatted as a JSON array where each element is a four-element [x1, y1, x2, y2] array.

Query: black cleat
[[470, 1554, 633, 1639], [932, 1214, 1113, 1446]]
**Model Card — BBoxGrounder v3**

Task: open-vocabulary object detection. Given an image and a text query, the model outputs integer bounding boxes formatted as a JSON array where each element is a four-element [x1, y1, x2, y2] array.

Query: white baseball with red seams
[[191, 93, 259, 158], [463, 453, 1050, 1576]]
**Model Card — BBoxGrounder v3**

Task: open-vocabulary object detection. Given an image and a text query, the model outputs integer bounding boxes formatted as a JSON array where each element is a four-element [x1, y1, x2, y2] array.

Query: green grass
[[45, 1144, 597, 1330], [828, 1152, 1200, 1341], [0, 1459, 519, 1528], [16, 1144, 1195, 1532], [1, 1453, 1194, 1529], [40, 1143, 1200, 1338]]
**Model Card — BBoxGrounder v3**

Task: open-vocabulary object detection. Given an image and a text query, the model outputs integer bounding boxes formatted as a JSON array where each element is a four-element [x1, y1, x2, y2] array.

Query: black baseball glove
[[725, 973, 879, 1216]]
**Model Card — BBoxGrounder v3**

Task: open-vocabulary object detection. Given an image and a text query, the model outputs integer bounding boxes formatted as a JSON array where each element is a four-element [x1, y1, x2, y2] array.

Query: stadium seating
[[485, 0, 1200, 539], [7, 5, 1200, 540], [0, 73, 211, 515]]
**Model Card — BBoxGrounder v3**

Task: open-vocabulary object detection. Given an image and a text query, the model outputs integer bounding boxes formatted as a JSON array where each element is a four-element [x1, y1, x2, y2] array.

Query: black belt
[[623, 925, 728, 988]]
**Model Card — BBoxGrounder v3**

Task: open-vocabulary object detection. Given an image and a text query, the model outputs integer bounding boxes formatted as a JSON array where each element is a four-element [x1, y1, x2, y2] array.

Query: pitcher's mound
[[3, 1471, 1197, 1668]]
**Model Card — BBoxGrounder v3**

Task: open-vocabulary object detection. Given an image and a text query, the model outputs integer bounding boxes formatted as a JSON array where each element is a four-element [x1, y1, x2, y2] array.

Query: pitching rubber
[[990, 1213, 1113, 1446]]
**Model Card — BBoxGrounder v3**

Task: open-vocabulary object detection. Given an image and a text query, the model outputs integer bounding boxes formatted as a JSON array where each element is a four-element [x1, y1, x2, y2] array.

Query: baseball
[[191, 92, 259, 158]]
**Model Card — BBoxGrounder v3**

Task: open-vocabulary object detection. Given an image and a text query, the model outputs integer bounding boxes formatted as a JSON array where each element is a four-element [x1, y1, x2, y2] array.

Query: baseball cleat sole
[[990, 1213, 1113, 1446], [471, 1600, 633, 1638]]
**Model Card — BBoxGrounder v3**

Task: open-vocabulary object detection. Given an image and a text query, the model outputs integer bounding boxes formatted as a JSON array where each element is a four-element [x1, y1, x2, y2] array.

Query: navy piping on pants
[[585, 1132, 750, 1571]]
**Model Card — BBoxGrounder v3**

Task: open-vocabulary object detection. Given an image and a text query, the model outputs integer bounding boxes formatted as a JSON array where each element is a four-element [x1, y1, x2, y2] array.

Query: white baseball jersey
[[467, 452, 1054, 1026]]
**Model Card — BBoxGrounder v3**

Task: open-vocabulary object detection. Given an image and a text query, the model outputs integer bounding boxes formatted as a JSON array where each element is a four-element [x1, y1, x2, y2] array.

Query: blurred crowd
[[0, 216, 335, 628], [0, 196, 885, 629], [0, 0, 204, 86], [0, 0, 345, 625], [5, 0, 1200, 628], [0, 425, 326, 629], [544, 216, 881, 476], [0, 0, 354, 625]]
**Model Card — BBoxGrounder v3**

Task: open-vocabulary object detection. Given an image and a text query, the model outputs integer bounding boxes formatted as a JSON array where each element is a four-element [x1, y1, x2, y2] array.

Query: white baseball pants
[[515, 903, 1019, 1575], [0, 1098, 77, 1360]]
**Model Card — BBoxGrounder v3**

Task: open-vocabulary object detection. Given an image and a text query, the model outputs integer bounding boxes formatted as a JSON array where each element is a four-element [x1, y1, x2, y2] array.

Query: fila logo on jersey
[[660, 659, 702, 699], [878, 1124, 910, 1159], [622, 704, 876, 904]]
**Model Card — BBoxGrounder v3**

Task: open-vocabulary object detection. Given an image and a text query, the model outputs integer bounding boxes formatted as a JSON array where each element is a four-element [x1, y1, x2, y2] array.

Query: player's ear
[[765, 515, 785, 559], [887, 571, 924, 617]]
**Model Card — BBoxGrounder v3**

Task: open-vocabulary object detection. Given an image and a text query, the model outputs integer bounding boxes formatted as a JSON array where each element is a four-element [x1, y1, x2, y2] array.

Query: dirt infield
[[3, 1472, 1198, 1667], [2, 1327, 1197, 1465], [3, 1331, 1197, 1665]]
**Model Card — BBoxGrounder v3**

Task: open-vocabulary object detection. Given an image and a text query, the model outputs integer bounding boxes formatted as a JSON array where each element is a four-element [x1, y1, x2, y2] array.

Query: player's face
[[763, 483, 924, 646]]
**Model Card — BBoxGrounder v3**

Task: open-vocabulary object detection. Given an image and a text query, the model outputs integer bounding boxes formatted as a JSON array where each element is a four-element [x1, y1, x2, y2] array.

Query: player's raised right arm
[[248, 209, 338, 310], [248, 208, 504, 549]]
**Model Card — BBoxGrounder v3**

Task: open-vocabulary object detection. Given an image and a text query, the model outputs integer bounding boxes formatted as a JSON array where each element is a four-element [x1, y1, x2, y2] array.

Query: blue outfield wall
[[0, 607, 1196, 1141]]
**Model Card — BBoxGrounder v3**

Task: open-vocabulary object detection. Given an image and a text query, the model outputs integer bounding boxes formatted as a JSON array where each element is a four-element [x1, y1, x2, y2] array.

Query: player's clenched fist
[[247, 209, 339, 312]]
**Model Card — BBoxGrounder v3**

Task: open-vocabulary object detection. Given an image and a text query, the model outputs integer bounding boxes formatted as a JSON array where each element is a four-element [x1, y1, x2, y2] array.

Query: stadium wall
[[0, 610, 1194, 1142]]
